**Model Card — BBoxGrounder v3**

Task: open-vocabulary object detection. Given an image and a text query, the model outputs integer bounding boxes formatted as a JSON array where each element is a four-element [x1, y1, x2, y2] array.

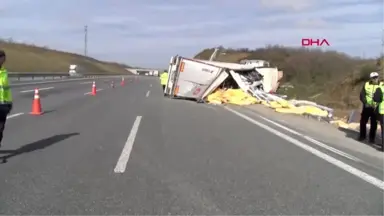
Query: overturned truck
[[164, 55, 334, 119], [164, 55, 283, 102]]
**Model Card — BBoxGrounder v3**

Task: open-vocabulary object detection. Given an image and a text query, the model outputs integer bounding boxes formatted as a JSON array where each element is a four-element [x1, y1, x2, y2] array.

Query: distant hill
[[194, 46, 383, 116], [0, 39, 131, 74]]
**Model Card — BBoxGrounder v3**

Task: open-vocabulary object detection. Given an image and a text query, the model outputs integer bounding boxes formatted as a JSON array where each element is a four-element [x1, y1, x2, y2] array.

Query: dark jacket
[[373, 87, 383, 104]]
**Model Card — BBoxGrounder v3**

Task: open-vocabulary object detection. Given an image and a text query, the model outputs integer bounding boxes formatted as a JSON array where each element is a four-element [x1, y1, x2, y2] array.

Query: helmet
[[370, 72, 379, 78]]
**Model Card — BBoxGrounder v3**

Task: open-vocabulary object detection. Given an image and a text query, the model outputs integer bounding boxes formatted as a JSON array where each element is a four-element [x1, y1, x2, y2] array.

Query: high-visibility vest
[[0, 67, 12, 104], [160, 73, 168, 85], [364, 82, 381, 107]]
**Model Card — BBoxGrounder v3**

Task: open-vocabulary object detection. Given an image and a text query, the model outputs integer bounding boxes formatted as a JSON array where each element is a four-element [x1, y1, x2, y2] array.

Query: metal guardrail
[[8, 72, 130, 82]]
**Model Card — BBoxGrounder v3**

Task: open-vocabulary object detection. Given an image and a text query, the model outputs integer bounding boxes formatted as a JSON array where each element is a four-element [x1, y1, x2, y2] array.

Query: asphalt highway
[[0, 76, 383, 215]]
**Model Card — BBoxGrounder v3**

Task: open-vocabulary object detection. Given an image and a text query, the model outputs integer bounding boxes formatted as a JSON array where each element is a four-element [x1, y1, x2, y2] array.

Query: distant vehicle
[[68, 64, 84, 77], [136, 69, 160, 76], [239, 59, 270, 67]]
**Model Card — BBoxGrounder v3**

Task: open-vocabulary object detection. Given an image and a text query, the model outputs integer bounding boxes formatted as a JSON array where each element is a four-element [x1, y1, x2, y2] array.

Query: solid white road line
[[224, 106, 384, 191], [114, 116, 142, 173], [146, 90, 150, 97], [256, 114, 362, 162], [84, 88, 103, 95], [7, 112, 24, 119], [20, 86, 54, 93]]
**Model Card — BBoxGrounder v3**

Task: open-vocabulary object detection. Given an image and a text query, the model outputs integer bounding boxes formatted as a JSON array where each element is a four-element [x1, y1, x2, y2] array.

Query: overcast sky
[[1, 0, 383, 68]]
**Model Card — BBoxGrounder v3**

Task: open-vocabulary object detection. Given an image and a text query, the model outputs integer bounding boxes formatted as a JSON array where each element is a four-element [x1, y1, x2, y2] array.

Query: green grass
[[0, 39, 131, 74]]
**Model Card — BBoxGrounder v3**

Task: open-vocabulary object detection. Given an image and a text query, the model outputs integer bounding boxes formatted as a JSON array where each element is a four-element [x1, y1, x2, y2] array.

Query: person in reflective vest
[[359, 72, 381, 143], [160, 71, 168, 94], [0, 50, 13, 148]]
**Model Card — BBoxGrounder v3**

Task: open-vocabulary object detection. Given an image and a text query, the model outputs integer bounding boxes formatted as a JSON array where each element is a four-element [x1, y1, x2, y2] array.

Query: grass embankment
[[0, 39, 131, 74], [195, 46, 383, 118]]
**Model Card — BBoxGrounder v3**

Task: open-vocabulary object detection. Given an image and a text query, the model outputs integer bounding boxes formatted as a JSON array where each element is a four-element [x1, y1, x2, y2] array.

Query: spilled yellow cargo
[[207, 89, 260, 105], [207, 88, 330, 118], [275, 106, 328, 117]]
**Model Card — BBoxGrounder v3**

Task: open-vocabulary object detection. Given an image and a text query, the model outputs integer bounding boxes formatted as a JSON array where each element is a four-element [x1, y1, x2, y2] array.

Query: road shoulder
[[233, 104, 384, 166]]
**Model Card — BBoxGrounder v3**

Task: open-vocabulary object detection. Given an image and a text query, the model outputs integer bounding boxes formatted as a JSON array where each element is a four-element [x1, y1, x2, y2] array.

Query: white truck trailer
[[164, 56, 281, 102]]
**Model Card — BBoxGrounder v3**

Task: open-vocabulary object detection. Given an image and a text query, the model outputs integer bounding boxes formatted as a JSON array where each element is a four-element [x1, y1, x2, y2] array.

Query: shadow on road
[[338, 127, 383, 152], [0, 132, 79, 163], [38, 110, 56, 115], [338, 127, 359, 140]]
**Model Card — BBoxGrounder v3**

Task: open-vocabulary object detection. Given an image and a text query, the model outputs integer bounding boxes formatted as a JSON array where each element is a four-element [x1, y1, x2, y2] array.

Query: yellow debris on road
[[207, 88, 330, 118], [207, 89, 260, 105]]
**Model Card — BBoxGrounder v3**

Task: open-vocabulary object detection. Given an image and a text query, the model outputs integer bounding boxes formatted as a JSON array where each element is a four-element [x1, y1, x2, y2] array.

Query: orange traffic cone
[[30, 88, 43, 115], [121, 77, 125, 86], [91, 81, 96, 95], [111, 80, 115, 88]]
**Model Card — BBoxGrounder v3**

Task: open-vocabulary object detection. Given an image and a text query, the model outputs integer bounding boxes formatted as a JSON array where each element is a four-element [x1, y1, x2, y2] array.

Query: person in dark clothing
[[0, 50, 13, 148], [359, 72, 381, 143], [373, 82, 384, 150]]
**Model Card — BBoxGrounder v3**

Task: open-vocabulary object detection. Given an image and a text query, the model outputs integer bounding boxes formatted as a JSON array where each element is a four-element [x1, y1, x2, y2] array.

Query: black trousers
[[0, 105, 11, 144], [377, 114, 384, 148], [359, 107, 377, 141], [162, 85, 166, 95]]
